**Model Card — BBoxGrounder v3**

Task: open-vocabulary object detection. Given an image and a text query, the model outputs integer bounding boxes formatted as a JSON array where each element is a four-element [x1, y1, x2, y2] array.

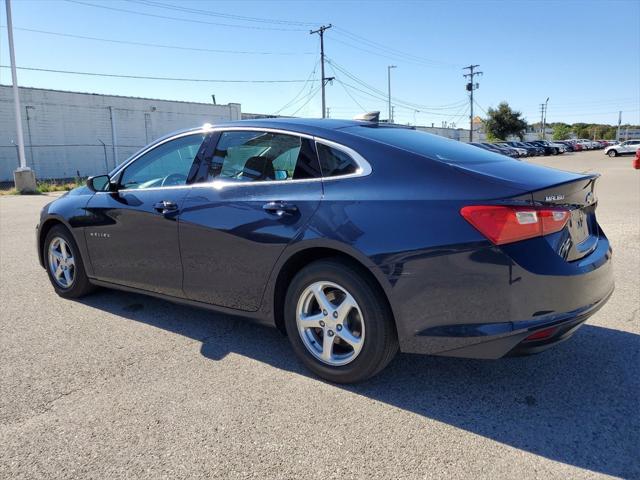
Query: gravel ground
[[1, 150, 638, 479]]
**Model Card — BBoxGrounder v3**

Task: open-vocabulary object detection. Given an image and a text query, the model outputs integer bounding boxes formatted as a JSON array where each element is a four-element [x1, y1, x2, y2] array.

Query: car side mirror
[[87, 174, 113, 192]]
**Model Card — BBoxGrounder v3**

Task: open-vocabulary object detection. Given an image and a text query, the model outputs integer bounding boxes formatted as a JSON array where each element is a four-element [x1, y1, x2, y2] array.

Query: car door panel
[[83, 131, 209, 296], [84, 188, 189, 296], [178, 130, 323, 312], [179, 181, 321, 311]]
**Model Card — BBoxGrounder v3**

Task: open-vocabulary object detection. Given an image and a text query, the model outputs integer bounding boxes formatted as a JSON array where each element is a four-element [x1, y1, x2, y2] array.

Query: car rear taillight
[[460, 205, 570, 245]]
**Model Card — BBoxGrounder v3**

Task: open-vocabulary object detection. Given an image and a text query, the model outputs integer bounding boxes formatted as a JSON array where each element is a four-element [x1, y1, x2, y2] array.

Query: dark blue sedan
[[36, 118, 614, 383]]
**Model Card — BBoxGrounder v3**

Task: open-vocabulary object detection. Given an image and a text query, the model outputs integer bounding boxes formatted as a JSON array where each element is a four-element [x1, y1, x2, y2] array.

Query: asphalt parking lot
[[1, 150, 638, 479]]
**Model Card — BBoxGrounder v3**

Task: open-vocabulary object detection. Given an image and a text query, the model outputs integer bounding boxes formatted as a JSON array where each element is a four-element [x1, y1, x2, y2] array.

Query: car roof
[[207, 118, 386, 138]]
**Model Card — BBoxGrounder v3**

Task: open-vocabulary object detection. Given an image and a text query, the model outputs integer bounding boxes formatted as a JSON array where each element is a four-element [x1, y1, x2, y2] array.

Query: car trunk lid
[[450, 161, 600, 261], [529, 175, 600, 261]]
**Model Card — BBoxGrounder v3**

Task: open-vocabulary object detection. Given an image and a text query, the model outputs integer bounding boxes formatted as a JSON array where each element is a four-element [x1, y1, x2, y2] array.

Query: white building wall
[[0, 86, 241, 181], [415, 126, 485, 143]]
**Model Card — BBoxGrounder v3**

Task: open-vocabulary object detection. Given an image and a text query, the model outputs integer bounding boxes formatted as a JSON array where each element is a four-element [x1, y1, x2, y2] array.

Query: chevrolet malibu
[[37, 118, 614, 383]]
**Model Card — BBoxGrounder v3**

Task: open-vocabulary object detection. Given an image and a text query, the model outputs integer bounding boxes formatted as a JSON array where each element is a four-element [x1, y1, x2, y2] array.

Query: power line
[[444, 103, 470, 125], [327, 58, 467, 112], [332, 27, 459, 69], [334, 79, 465, 117], [0, 65, 317, 83], [271, 61, 319, 115], [289, 85, 322, 116], [127, 0, 317, 27], [64, 0, 305, 32], [330, 66, 368, 112], [0, 26, 314, 55], [473, 99, 489, 116], [328, 36, 451, 69]]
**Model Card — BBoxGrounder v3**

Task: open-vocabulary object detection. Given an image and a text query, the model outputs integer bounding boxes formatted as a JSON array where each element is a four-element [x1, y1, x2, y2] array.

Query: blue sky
[[1, 0, 639, 126]]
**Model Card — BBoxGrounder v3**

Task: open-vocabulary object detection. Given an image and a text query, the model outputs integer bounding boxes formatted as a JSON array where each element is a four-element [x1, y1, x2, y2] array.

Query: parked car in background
[[523, 142, 546, 156], [577, 139, 602, 149], [572, 139, 593, 150], [470, 142, 507, 155], [530, 140, 563, 155], [504, 141, 540, 156], [496, 142, 528, 157], [481, 142, 520, 158], [554, 141, 575, 152], [35, 118, 615, 383], [604, 139, 640, 157]]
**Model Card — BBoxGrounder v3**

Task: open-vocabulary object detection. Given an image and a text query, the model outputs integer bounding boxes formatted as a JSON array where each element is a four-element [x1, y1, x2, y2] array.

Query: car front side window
[[119, 134, 205, 190], [208, 131, 321, 182]]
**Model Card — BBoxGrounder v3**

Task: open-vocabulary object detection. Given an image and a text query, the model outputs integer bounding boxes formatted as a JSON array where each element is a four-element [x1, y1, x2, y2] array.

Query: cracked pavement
[[1, 151, 638, 479]]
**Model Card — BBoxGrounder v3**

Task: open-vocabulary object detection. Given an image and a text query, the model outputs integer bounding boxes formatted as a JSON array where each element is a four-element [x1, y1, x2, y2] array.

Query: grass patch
[[0, 177, 86, 196], [36, 177, 85, 193]]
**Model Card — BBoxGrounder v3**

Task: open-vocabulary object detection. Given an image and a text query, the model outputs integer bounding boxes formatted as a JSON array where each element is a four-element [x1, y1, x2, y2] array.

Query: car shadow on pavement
[[81, 289, 639, 478]]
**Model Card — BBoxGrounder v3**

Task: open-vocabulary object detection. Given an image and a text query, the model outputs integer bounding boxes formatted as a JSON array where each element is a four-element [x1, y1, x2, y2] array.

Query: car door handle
[[262, 201, 298, 217], [153, 200, 178, 213]]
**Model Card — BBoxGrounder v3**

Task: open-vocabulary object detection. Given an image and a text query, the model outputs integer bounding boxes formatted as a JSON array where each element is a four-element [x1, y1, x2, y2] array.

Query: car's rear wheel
[[44, 225, 95, 298], [284, 259, 398, 383], [608, 150, 617, 157]]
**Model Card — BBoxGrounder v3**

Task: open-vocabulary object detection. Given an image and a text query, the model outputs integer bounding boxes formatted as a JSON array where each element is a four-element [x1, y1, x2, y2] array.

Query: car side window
[[208, 131, 321, 182], [119, 134, 205, 190], [316, 143, 358, 177]]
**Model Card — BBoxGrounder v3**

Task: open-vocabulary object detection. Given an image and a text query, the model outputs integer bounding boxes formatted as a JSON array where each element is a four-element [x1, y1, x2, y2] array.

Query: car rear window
[[316, 143, 358, 177], [343, 126, 509, 164]]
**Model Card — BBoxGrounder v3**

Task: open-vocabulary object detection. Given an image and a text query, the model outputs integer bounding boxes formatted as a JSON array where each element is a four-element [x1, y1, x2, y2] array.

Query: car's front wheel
[[608, 150, 617, 157], [284, 259, 398, 383], [44, 224, 95, 298]]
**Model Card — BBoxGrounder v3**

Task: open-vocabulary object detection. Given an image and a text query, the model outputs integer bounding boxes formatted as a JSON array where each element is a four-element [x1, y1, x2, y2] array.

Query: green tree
[[573, 123, 590, 139], [553, 123, 572, 140], [484, 102, 528, 140]]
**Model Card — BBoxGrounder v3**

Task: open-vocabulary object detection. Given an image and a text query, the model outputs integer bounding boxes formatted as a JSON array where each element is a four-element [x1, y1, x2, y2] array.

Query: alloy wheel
[[296, 281, 365, 366], [48, 236, 76, 288]]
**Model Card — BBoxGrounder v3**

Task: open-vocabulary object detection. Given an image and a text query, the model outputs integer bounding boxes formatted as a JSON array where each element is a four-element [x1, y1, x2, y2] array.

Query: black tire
[[608, 150, 617, 158], [43, 224, 95, 298], [284, 259, 398, 383]]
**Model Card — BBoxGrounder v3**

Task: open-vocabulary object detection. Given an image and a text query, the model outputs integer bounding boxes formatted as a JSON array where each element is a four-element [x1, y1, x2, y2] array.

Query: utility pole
[[325, 107, 330, 118], [539, 104, 545, 138], [310, 24, 333, 119], [542, 97, 549, 140], [616, 111, 622, 140], [5, 0, 36, 192], [463, 64, 482, 142], [387, 65, 396, 123]]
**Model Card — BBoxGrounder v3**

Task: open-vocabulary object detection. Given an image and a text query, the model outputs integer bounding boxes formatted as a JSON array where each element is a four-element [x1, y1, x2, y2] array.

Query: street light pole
[[5, 0, 36, 192], [542, 97, 549, 140], [387, 65, 396, 123], [5, 0, 26, 168]]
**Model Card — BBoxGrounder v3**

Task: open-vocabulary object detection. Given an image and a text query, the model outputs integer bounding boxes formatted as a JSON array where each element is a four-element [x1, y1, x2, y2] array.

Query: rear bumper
[[414, 288, 612, 359], [386, 234, 614, 359]]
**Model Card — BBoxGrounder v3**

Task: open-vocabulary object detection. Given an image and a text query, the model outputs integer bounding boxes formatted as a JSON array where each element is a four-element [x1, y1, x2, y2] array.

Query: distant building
[[0, 86, 241, 181], [619, 127, 640, 140]]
